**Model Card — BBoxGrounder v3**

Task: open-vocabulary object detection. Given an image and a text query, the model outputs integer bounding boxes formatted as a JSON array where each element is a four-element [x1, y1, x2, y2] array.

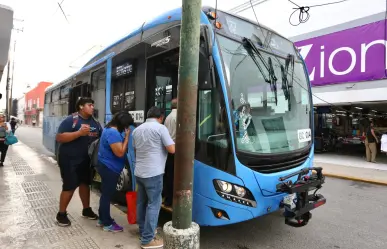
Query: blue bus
[[43, 6, 326, 227]]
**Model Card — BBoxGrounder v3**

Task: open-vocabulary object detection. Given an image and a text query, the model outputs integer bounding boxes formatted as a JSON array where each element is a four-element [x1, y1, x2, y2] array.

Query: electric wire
[[288, 0, 350, 26]]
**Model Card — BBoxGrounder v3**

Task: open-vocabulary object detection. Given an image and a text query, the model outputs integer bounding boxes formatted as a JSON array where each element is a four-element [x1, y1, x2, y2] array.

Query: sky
[[0, 0, 385, 109]]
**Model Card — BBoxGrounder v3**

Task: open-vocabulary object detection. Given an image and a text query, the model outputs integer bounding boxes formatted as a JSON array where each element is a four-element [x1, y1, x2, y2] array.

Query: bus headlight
[[234, 185, 246, 197], [217, 180, 233, 193], [213, 179, 257, 207]]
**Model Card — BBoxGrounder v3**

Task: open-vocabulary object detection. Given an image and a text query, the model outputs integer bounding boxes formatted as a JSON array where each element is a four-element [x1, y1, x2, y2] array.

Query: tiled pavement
[[0, 142, 141, 249]]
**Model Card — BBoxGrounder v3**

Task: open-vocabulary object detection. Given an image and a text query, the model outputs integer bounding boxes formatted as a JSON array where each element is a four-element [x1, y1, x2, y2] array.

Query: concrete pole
[[9, 40, 16, 118], [163, 0, 201, 248], [5, 60, 10, 119]]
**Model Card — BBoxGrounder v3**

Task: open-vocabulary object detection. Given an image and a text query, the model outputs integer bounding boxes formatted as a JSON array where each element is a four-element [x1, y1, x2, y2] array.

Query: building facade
[[290, 12, 387, 106], [25, 81, 53, 127], [17, 95, 25, 124], [290, 12, 387, 152]]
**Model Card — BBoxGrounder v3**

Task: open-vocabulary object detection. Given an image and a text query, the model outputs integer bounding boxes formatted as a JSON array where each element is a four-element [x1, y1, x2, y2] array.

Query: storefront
[[25, 108, 40, 127], [291, 12, 387, 162]]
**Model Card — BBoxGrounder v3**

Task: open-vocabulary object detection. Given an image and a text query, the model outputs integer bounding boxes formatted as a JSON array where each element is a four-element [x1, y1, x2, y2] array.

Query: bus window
[[124, 77, 135, 110], [91, 67, 106, 122], [112, 76, 135, 113], [155, 76, 173, 116], [196, 75, 233, 173]]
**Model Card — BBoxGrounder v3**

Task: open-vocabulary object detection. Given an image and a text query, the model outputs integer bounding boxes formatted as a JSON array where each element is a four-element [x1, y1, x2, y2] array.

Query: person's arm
[[110, 129, 130, 158], [161, 126, 175, 154], [56, 117, 87, 143]]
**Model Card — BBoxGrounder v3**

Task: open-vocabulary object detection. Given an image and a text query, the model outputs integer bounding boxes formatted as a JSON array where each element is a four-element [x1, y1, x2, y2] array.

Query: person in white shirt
[[163, 98, 177, 207]]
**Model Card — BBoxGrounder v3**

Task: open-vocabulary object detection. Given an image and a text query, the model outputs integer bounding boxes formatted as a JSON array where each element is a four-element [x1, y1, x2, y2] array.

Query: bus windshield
[[218, 35, 312, 154]]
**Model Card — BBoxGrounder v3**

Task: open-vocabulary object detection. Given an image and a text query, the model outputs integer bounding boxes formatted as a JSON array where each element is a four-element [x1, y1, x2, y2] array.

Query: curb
[[324, 172, 387, 186]]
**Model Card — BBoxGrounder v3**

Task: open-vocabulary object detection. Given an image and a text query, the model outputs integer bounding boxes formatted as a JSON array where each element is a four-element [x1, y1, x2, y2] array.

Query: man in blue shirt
[[55, 97, 101, 227], [133, 107, 175, 249]]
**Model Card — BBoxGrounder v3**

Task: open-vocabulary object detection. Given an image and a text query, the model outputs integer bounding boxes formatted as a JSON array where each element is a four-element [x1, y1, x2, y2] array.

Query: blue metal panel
[[105, 58, 113, 124], [192, 192, 254, 226]]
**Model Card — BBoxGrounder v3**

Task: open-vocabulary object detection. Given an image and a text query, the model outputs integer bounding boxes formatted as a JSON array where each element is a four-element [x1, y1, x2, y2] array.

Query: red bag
[[126, 191, 137, 224]]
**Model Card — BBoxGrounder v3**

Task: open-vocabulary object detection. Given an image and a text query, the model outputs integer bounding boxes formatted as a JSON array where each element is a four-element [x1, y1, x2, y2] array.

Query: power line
[[57, 1, 70, 23], [288, 0, 350, 26], [229, 0, 269, 14]]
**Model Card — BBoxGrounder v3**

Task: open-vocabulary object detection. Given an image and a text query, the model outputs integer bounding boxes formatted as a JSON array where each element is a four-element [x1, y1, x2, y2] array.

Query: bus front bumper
[[276, 167, 326, 228]]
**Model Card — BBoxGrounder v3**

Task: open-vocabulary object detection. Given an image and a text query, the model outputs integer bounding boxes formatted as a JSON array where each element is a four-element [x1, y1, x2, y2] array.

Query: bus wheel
[[116, 167, 130, 192]]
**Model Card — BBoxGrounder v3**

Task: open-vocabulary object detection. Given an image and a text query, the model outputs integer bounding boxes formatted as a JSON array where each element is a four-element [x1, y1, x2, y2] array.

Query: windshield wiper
[[280, 54, 295, 111], [242, 37, 278, 105]]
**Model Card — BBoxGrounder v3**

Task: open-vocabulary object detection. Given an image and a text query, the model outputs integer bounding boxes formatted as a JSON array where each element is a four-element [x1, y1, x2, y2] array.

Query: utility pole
[[5, 60, 10, 118], [163, 0, 201, 248], [8, 19, 24, 119], [9, 40, 16, 119]]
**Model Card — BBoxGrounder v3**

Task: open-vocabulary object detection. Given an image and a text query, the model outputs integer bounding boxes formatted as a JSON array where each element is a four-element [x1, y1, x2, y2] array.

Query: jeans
[[97, 162, 120, 226], [163, 153, 174, 206], [0, 142, 9, 162], [136, 174, 163, 245]]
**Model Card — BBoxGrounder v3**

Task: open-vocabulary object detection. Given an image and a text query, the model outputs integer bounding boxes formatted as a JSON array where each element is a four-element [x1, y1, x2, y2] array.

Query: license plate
[[93, 172, 102, 183], [283, 193, 296, 209]]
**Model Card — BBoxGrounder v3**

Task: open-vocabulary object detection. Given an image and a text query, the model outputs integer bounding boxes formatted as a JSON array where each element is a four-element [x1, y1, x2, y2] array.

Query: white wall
[[17, 95, 25, 123]]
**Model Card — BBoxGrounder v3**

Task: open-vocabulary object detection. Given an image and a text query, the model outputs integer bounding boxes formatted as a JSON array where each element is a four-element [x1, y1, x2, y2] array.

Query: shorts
[[59, 156, 91, 191]]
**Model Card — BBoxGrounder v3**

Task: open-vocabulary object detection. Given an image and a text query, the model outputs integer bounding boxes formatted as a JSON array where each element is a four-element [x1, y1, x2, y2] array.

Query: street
[[15, 126, 54, 158], [15, 126, 387, 249]]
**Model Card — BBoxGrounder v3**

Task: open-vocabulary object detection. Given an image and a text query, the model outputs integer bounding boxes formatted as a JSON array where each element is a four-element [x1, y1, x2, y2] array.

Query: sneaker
[[0, 162, 4, 167], [141, 238, 163, 249], [103, 223, 124, 233], [82, 207, 99, 220], [56, 212, 71, 227], [96, 220, 103, 227]]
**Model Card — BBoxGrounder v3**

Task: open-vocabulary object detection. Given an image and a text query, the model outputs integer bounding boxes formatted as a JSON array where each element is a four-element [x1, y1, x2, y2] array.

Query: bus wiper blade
[[280, 54, 295, 111], [242, 37, 278, 105]]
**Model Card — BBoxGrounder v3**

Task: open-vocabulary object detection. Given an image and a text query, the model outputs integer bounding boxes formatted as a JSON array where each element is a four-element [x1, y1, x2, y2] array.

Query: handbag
[[126, 191, 137, 224], [5, 132, 18, 145]]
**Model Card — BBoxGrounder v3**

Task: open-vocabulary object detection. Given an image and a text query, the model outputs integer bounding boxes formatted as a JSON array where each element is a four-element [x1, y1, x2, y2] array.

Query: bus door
[[146, 48, 179, 117]]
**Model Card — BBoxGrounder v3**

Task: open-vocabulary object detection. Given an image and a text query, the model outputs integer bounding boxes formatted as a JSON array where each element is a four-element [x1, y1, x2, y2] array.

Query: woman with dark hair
[[96, 111, 134, 232]]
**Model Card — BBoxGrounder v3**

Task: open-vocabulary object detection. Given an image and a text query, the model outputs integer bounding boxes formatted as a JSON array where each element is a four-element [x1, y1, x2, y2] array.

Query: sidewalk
[[315, 157, 387, 186], [0, 141, 140, 249]]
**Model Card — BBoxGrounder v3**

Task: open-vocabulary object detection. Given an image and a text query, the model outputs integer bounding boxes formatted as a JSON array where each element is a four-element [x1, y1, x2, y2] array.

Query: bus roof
[[46, 5, 286, 93]]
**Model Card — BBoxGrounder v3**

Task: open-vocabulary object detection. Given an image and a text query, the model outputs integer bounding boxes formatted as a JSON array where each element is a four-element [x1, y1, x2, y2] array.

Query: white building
[[17, 94, 25, 124]]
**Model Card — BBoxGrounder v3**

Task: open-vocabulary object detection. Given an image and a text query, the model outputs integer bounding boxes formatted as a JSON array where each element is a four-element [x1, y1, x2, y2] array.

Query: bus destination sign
[[116, 62, 133, 77]]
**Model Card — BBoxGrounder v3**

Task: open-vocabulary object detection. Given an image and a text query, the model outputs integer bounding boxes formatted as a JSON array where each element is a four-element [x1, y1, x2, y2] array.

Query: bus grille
[[238, 149, 310, 174]]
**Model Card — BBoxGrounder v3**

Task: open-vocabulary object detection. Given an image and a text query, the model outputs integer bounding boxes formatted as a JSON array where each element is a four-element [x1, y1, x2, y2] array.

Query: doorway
[[146, 48, 179, 117]]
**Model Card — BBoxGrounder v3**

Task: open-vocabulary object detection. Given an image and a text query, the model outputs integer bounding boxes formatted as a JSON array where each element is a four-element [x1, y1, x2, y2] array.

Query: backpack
[[57, 112, 102, 165], [72, 112, 103, 168], [88, 138, 100, 168]]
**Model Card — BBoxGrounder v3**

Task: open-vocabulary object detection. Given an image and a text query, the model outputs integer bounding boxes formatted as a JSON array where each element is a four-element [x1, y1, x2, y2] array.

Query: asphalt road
[[15, 126, 387, 248], [158, 178, 387, 249], [14, 126, 54, 158]]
